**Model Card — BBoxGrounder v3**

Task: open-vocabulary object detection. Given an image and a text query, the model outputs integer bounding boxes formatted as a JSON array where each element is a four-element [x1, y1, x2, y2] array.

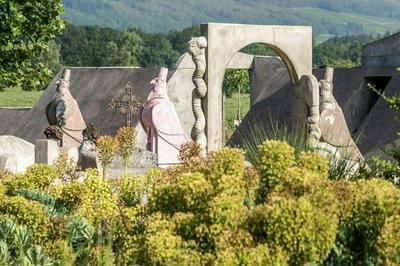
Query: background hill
[[62, 0, 400, 40]]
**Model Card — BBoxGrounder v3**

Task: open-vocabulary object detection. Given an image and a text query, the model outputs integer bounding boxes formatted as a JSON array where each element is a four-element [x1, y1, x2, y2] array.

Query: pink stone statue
[[140, 68, 189, 167]]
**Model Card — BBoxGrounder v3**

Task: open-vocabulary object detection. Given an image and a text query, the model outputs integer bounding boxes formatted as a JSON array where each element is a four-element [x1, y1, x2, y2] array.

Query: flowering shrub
[[96, 135, 119, 179], [0, 140, 398, 265], [116, 127, 137, 171]]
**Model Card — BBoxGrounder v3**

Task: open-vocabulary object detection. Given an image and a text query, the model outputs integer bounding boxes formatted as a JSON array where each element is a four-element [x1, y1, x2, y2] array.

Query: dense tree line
[[51, 23, 388, 73], [54, 23, 200, 70]]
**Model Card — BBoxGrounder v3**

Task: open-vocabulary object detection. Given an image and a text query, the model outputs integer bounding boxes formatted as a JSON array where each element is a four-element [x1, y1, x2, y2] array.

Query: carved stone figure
[[295, 67, 364, 172], [318, 67, 364, 163], [187, 36, 208, 155], [45, 69, 86, 150], [140, 68, 189, 168]]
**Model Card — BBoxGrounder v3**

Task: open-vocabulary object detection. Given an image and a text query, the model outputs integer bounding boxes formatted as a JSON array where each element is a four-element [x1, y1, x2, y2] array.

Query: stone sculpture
[[45, 69, 86, 151], [140, 68, 189, 168], [295, 67, 364, 172], [188, 36, 208, 155], [0, 135, 35, 173]]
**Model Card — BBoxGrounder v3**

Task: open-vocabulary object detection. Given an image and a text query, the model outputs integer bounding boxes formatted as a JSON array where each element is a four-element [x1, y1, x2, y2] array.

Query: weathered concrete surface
[[108, 148, 158, 178], [231, 65, 400, 157], [201, 23, 313, 151], [0, 108, 31, 135], [354, 74, 400, 154], [0, 135, 34, 173], [5, 67, 195, 150], [35, 139, 60, 164], [250, 56, 291, 106], [363, 33, 400, 68]]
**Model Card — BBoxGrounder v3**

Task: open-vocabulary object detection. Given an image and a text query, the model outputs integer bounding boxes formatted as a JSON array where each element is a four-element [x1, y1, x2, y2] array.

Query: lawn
[[0, 87, 43, 108], [224, 93, 250, 141]]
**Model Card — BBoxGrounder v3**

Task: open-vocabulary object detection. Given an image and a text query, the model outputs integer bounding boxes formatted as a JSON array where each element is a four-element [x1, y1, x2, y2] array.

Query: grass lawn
[[0, 87, 44, 108], [224, 93, 250, 141]]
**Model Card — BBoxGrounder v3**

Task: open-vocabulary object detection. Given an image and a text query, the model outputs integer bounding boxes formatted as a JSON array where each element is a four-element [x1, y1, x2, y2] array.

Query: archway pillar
[[200, 23, 313, 152]]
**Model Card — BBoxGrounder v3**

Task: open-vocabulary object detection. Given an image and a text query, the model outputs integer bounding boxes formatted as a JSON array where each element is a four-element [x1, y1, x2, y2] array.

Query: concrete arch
[[200, 23, 312, 151]]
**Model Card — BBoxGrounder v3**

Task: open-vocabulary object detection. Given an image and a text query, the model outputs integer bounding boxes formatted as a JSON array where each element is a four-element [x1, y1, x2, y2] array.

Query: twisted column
[[187, 37, 208, 155]]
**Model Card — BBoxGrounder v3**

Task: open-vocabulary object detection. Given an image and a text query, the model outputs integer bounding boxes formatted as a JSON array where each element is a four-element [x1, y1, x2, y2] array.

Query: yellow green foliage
[[0, 195, 50, 242], [0, 183, 5, 199], [116, 127, 136, 163], [96, 135, 119, 177], [77, 169, 118, 226], [53, 180, 85, 210], [151, 172, 213, 214], [246, 196, 337, 265], [89, 245, 115, 266], [45, 239, 76, 266], [207, 148, 245, 184], [53, 152, 80, 182], [1, 164, 58, 195], [256, 140, 295, 203], [144, 213, 205, 265], [377, 214, 400, 265]]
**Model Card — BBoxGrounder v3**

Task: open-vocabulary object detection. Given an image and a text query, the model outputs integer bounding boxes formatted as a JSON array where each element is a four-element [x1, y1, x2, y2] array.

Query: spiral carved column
[[187, 37, 208, 155]]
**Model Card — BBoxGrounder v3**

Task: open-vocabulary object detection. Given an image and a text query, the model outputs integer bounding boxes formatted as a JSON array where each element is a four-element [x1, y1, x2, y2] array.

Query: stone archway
[[190, 23, 313, 152]]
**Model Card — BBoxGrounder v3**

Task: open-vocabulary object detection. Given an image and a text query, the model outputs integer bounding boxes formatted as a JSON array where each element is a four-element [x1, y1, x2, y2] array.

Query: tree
[[223, 69, 250, 124], [0, 0, 64, 91]]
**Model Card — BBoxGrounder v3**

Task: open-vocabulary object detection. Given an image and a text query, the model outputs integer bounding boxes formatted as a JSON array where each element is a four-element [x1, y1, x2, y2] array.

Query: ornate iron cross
[[109, 81, 147, 127]]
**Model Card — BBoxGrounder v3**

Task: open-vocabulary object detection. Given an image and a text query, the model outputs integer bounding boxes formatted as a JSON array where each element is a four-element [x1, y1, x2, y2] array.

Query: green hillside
[[62, 0, 400, 37]]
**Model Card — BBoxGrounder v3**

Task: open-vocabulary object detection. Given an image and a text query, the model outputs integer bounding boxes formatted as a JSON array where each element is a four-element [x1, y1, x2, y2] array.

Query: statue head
[[147, 68, 169, 101], [56, 69, 72, 98], [319, 67, 336, 110], [187, 37, 207, 57]]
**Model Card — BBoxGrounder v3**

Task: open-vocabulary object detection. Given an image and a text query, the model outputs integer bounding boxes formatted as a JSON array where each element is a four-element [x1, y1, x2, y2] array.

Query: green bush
[[377, 214, 400, 265], [151, 172, 213, 214], [0, 140, 398, 265], [246, 196, 337, 265], [256, 140, 295, 203], [1, 164, 58, 195], [0, 196, 50, 242]]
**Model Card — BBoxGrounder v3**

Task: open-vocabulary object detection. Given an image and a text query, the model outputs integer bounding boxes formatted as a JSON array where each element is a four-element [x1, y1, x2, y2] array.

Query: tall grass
[[239, 117, 308, 165], [237, 116, 362, 180]]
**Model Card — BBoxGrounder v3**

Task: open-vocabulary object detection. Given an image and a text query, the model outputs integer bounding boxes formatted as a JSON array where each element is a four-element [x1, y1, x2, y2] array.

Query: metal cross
[[109, 81, 147, 127]]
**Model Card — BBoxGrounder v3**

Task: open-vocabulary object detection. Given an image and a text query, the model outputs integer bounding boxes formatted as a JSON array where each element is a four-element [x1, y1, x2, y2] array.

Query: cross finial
[[109, 81, 147, 127]]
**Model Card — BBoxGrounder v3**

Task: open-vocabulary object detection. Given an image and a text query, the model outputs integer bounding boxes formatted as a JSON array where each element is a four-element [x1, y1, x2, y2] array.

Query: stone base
[[107, 148, 158, 178], [35, 139, 60, 164]]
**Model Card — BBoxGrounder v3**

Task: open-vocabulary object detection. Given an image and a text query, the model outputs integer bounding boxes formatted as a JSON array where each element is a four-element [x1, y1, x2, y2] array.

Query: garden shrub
[[344, 179, 400, 263], [150, 172, 213, 214], [118, 174, 144, 207], [77, 169, 118, 226], [0, 196, 50, 242], [45, 239, 75, 266], [1, 164, 58, 195], [0, 140, 398, 265], [256, 140, 295, 203], [246, 196, 337, 265], [179, 141, 201, 164], [54, 152, 81, 183], [376, 214, 400, 265], [207, 148, 245, 184]]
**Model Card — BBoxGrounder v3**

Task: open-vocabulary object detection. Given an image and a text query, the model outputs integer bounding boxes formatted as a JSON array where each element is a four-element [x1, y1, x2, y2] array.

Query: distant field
[[0, 87, 43, 108], [294, 7, 400, 35]]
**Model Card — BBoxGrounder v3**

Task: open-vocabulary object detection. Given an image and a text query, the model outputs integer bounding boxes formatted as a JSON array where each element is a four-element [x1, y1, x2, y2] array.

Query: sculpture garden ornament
[[109, 81, 147, 128], [45, 69, 86, 150], [296, 67, 364, 174], [140, 68, 189, 167], [188, 36, 208, 155]]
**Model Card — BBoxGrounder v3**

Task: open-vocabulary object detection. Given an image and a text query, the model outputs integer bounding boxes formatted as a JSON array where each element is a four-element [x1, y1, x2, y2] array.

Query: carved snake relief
[[188, 37, 208, 155]]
